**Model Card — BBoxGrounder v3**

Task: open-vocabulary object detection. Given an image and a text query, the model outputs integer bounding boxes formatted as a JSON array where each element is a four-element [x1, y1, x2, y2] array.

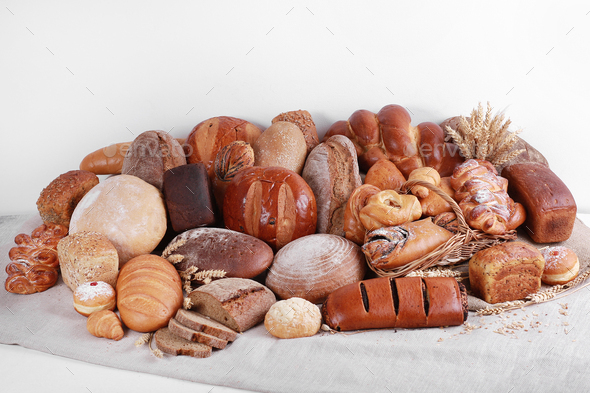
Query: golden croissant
[[87, 310, 124, 341], [407, 167, 441, 198]]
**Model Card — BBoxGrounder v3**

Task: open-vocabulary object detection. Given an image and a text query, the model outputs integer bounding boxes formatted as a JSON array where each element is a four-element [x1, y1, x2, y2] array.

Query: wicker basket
[[367, 179, 518, 278]]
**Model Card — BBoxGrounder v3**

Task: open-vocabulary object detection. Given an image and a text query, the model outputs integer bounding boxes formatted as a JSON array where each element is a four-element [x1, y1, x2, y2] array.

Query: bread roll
[[343, 184, 381, 245], [117, 254, 183, 333], [36, 170, 99, 228], [541, 246, 579, 286], [265, 234, 366, 304], [69, 175, 167, 265], [58, 231, 119, 290], [301, 135, 362, 236], [253, 121, 307, 174], [364, 159, 406, 191], [264, 298, 322, 339], [272, 110, 319, 155], [73, 281, 116, 317], [359, 190, 422, 230]]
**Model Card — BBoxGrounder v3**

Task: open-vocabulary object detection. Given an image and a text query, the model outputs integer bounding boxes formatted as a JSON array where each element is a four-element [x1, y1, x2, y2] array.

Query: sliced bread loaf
[[175, 309, 238, 342], [168, 318, 228, 349], [154, 327, 212, 358], [187, 278, 276, 333]]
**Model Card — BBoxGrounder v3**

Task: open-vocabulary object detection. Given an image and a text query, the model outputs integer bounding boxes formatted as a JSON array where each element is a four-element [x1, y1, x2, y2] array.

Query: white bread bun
[[264, 297, 321, 339]]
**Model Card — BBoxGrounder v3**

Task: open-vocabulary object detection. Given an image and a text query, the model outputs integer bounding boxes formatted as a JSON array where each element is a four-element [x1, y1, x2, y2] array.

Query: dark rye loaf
[[174, 309, 238, 342], [154, 327, 212, 358], [161, 228, 274, 279], [168, 318, 228, 349]]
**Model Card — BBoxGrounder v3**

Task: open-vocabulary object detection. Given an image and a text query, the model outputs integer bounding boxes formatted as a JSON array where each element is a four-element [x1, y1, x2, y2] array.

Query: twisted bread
[[323, 105, 464, 177]]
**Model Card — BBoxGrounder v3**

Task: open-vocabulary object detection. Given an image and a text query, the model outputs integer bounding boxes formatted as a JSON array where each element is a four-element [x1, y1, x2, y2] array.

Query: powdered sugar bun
[[541, 246, 579, 286], [73, 281, 116, 317]]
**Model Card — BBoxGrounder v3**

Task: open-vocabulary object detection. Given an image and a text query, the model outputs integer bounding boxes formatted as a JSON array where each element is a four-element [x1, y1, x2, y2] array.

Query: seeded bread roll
[[154, 327, 212, 358], [187, 278, 276, 333], [37, 170, 99, 228]]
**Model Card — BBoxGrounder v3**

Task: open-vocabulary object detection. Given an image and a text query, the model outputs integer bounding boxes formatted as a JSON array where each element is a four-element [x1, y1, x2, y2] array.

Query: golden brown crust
[[358, 191, 422, 231], [343, 184, 381, 245], [419, 177, 455, 217], [363, 158, 406, 191], [86, 310, 124, 341], [272, 110, 319, 155]]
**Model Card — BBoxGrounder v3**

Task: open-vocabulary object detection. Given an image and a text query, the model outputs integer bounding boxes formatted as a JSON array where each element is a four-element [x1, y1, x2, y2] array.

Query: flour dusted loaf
[[69, 175, 167, 265], [161, 227, 273, 279], [187, 278, 276, 333], [253, 121, 308, 174], [265, 234, 366, 304], [272, 110, 319, 155], [264, 297, 322, 339], [58, 231, 119, 290], [469, 241, 544, 304]]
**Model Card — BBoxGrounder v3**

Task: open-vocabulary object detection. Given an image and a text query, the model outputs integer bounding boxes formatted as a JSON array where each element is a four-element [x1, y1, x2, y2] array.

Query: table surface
[[2, 214, 590, 393]]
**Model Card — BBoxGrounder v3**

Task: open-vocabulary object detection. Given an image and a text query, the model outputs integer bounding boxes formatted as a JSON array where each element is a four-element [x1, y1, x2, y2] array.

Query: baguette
[[322, 276, 467, 331]]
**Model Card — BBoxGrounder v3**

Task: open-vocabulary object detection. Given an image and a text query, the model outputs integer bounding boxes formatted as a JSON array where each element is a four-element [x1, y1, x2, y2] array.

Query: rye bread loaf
[[174, 309, 238, 342], [187, 278, 276, 332], [168, 318, 228, 349], [161, 228, 274, 279], [154, 327, 212, 358], [301, 135, 362, 236]]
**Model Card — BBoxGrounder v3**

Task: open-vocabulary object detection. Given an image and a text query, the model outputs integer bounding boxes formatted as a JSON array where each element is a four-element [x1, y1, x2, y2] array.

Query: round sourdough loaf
[[58, 231, 119, 291], [161, 227, 273, 279], [265, 234, 366, 304], [69, 175, 167, 265], [117, 254, 183, 333]]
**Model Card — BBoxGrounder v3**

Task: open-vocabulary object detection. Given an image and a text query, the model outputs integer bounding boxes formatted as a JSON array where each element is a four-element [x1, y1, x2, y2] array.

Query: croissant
[[359, 190, 422, 231], [407, 167, 441, 198], [450, 159, 525, 235], [343, 184, 381, 245], [87, 310, 124, 341]]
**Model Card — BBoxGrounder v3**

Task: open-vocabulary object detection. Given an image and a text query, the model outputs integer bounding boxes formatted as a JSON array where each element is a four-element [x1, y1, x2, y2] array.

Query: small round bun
[[73, 281, 116, 317], [541, 246, 579, 286], [264, 297, 321, 339]]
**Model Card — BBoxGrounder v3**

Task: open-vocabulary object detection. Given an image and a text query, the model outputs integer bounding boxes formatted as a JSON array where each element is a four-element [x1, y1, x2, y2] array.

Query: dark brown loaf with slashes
[[322, 276, 467, 331]]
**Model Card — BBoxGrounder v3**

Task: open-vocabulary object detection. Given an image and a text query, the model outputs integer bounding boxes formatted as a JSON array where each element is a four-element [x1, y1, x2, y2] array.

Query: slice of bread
[[154, 327, 212, 358], [168, 318, 228, 349], [175, 309, 238, 342]]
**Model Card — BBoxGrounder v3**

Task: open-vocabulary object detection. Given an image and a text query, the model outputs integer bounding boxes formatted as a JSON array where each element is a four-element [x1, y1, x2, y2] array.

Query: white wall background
[[2, 0, 589, 215]]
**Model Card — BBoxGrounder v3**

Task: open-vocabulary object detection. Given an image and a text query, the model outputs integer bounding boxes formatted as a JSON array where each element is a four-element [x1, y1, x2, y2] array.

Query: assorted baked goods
[[5, 223, 68, 294], [264, 297, 322, 339], [73, 281, 116, 317], [86, 310, 124, 341], [469, 241, 545, 304], [322, 276, 468, 331], [69, 174, 167, 264], [37, 170, 99, 228], [253, 121, 308, 174], [223, 166, 317, 251], [116, 254, 183, 333], [541, 246, 579, 286], [57, 231, 119, 290], [502, 162, 576, 243], [265, 234, 367, 304], [301, 135, 362, 236]]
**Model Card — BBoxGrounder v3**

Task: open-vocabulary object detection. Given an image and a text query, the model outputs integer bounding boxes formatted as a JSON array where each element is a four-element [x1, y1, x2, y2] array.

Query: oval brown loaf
[[265, 234, 367, 304], [187, 278, 276, 333], [272, 109, 319, 155], [161, 227, 274, 280], [253, 121, 308, 174]]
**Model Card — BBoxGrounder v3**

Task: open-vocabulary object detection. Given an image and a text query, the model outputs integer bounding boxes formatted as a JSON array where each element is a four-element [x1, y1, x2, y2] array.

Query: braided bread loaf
[[323, 104, 464, 177]]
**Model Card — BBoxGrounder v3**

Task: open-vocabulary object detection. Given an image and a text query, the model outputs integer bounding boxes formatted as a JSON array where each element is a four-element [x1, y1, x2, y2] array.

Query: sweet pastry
[[501, 162, 577, 243], [161, 227, 274, 280], [323, 104, 463, 176], [541, 246, 579, 286], [432, 212, 459, 234], [272, 110, 319, 155], [253, 121, 307, 174], [264, 298, 322, 339], [362, 218, 454, 270], [322, 276, 468, 331], [451, 159, 526, 235], [36, 170, 99, 228], [212, 140, 255, 211], [469, 241, 545, 304], [86, 310, 124, 341], [187, 278, 276, 333], [121, 130, 186, 190], [163, 163, 216, 232], [185, 116, 261, 179], [154, 327, 212, 358], [168, 318, 228, 349], [343, 184, 381, 245], [301, 135, 362, 236], [5, 223, 67, 294], [69, 175, 167, 265], [418, 177, 455, 217], [58, 231, 119, 290], [223, 166, 317, 251], [407, 167, 441, 199], [174, 309, 238, 342], [116, 254, 183, 333], [363, 158, 406, 191], [358, 190, 422, 231], [265, 234, 366, 304], [73, 281, 116, 317]]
